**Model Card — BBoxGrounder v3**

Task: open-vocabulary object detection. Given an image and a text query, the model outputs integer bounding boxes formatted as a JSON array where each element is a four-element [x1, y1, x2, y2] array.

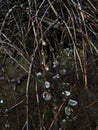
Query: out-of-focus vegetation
[[0, 0, 98, 130]]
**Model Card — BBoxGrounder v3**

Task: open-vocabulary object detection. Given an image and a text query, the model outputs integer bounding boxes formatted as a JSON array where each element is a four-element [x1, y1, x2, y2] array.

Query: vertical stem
[[78, 1, 88, 90], [26, 56, 33, 130], [35, 81, 42, 130], [53, 99, 58, 130], [82, 38, 88, 90]]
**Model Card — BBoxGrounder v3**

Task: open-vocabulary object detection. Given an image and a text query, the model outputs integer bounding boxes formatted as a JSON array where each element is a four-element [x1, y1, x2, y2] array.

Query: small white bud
[[65, 106, 72, 116], [42, 41, 46, 46], [45, 81, 50, 88], [65, 91, 71, 97], [45, 66, 49, 71], [43, 92, 52, 101], [68, 99, 78, 106], [36, 72, 42, 78], [0, 99, 3, 104]]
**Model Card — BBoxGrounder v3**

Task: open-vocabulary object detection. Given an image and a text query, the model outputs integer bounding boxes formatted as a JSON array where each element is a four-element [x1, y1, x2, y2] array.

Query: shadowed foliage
[[0, 0, 98, 130]]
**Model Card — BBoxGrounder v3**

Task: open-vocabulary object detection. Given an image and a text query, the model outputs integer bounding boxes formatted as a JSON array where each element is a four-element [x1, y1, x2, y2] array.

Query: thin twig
[[48, 103, 64, 130]]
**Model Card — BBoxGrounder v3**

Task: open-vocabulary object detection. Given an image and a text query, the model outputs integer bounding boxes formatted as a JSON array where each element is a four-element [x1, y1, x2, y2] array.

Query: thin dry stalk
[[35, 81, 42, 130], [48, 103, 64, 130]]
